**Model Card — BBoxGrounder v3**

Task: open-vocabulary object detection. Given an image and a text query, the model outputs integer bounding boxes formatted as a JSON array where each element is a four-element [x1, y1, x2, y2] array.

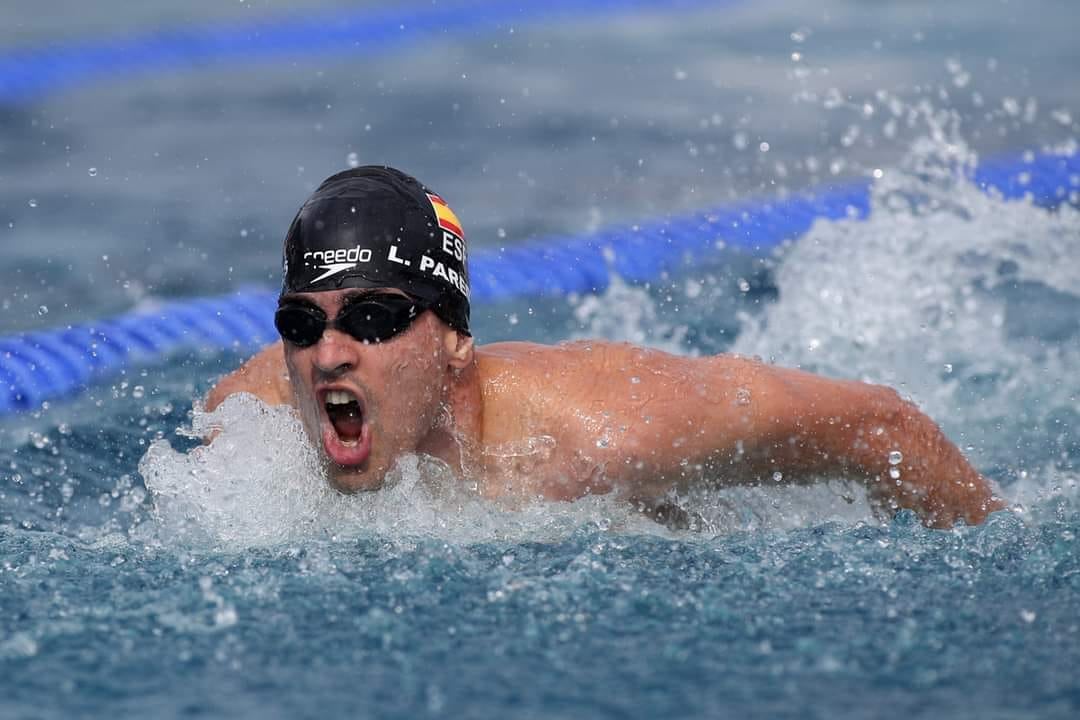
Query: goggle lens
[[274, 295, 423, 347]]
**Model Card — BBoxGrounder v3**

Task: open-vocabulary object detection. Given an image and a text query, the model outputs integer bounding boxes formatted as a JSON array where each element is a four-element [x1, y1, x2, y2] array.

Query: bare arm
[[550, 345, 1003, 527], [716, 357, 1005, 527]]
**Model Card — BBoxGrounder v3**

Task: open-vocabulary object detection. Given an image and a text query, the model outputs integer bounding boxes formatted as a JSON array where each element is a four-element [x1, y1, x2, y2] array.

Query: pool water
[[2, 1, 1079, 718]]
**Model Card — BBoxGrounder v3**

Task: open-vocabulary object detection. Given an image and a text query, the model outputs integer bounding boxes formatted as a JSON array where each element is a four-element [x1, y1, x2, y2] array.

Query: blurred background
[[3, 0, 1077, 336]]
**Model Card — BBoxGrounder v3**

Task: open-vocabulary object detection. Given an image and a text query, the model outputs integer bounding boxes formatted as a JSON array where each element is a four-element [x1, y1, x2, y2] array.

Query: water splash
[[131, 113, 1080, 543], [732, 123, 1080, 502], [138, 393, 663, 549], [569, 274, 693, 354]]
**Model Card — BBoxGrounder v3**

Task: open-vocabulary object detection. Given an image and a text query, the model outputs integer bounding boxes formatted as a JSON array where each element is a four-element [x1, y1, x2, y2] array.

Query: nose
[[312, 327, 360, 376]]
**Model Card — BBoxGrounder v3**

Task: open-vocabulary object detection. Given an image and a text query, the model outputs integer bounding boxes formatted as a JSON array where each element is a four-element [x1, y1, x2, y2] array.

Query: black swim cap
[[281, 166, 470, 335]]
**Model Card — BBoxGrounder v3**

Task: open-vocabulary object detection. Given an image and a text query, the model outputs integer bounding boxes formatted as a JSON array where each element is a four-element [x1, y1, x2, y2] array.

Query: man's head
[[275, 166, 474, 492]]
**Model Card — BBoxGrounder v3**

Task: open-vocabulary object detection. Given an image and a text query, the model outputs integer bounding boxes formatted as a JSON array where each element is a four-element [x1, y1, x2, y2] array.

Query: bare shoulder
[[475, 339, 660, 395], [470, 341, 773, 497], [472, 341, 558, 439], [476, 340, 766, 394], [472, 339, 708, 439], [475, 339, 881, 407], [473, 339, 895, 456], [476, 339, 676, 373], [205, 341, 292, 412]]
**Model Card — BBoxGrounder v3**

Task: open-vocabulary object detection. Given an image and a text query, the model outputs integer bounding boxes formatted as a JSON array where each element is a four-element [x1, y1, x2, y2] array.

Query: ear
[[442, 329, 474, 369]]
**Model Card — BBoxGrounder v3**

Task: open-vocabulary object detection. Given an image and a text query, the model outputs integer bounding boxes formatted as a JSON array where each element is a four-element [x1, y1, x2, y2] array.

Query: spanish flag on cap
[[427, 192, 464, 239]]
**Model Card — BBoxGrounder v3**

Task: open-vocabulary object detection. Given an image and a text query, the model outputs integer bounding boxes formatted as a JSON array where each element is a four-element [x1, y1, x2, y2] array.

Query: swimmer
[[207, 166, 1005, 528]]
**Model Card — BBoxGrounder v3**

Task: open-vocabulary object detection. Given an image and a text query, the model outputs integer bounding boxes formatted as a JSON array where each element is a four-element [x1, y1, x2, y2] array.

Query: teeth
[[325, 390, 357, 406]]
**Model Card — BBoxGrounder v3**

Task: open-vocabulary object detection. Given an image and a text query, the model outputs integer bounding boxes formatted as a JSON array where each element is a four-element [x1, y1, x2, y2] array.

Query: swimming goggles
[[274, 293, 426, 347]]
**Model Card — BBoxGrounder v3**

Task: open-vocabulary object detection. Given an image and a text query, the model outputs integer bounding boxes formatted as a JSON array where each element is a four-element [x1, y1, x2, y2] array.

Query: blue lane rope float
[[0, 0, 730, 104], [1, 149, 1076, 415]]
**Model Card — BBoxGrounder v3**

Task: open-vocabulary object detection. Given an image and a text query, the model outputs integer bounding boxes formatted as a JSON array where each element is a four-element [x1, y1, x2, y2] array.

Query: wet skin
[[207, 288, 1006, 527]]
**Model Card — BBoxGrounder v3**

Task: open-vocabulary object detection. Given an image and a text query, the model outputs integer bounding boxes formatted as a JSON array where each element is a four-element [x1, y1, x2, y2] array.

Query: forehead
[[279, 287, 409, 312]]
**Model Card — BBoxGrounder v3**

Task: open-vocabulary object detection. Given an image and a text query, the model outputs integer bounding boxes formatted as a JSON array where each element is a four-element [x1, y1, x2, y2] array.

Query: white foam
[[732, 133, 1080, 504], [138, 393, 665, 549]]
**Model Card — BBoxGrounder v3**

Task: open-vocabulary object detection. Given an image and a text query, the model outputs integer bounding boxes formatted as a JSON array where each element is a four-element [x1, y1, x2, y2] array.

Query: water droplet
[[889, 467, 901, 480], [943, 363, 953, 373], [630, 376, 641, 384], [888, 450, 903, 465], [1020, 609, 1036, 624], [346, 151, 359, 168], [3, 633, 37, 658], [1051, 108, 1073, 126], [735, 387, 752, 406], [87, 167, 98, 177], [132, 385, 145, 399], [37, 305, 48, 315], [595, 438, 610, 449], [772, 471, 783, 483], [215, 607, 238, 627], [27, 198, 38, 208]]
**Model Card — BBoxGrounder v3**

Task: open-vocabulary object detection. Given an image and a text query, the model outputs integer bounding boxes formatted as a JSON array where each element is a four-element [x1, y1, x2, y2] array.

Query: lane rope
[[0, 0, 727, 103], [2, 149, 1076, 415]]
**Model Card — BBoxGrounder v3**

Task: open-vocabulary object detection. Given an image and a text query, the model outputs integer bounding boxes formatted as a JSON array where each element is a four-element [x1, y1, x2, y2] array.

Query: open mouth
[[319, 388, 372, 467], [325, 390, 364, 444]]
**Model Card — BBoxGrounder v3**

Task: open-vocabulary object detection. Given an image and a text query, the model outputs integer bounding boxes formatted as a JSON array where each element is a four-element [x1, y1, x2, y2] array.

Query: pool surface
[[2, 1, 1079, 718]]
